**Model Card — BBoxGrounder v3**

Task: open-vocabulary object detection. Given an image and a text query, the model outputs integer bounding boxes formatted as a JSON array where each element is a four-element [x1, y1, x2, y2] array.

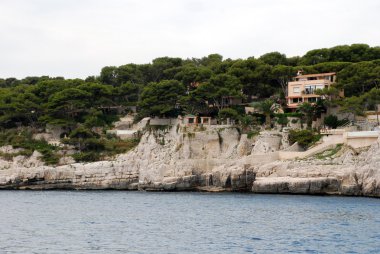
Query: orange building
[[287, 72, 338, 109]]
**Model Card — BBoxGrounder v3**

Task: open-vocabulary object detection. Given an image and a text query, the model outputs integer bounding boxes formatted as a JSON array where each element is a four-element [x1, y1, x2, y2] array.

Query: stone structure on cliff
[[0, 124, 379, 197]]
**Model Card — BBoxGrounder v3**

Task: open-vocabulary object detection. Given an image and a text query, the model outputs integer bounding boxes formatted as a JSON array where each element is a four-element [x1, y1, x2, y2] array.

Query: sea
[[0, 191, 379, 253]]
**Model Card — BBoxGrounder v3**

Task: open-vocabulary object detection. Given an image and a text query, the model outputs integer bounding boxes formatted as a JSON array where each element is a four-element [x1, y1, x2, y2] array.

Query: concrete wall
[[149, 118, 177, 126], [283, 142, 303, 152], [322, 134, 344, 143], [346, 137, 378, 149], [343, 131, 379, 149], [245, 152, 280, 164]]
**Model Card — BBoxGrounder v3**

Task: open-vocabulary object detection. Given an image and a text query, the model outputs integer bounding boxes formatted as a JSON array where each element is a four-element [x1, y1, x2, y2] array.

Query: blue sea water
[[0, 191, 379, 253]]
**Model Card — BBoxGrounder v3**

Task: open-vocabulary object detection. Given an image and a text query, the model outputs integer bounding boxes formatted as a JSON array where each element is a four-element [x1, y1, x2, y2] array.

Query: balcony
[[302, 89, 316, 95]]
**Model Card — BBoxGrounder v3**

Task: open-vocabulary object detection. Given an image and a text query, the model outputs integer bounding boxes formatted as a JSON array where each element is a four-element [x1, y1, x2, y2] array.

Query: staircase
[[279, 136, 344, 160]]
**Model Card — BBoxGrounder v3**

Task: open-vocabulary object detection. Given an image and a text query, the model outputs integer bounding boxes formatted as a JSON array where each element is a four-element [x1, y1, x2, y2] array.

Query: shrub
[[69, 127, 98, 139], [104, 138, 140, 155], [240, 115, 258, 131], [276, 115, 289, 127], [218, 108, 240, 121], [72, 152, 100, 162], [0, 129, 60, 165], [247, 130, 260, 139], [324, 115, 339, 129], [248, 113, 266, 125], [289, 129, 321, 149], [274, 112, 303, 118]]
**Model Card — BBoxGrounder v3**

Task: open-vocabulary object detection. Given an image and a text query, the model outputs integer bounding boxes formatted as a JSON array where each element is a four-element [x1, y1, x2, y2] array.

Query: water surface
[[0, 191, 379, 253]]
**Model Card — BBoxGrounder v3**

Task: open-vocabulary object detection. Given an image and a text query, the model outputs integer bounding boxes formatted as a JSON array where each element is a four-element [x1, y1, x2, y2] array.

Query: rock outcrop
[[0, 125, 379, 197]]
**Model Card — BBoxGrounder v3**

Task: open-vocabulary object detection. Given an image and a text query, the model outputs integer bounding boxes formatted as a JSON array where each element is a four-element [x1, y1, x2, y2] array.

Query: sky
[[0, 0, 379, 79]]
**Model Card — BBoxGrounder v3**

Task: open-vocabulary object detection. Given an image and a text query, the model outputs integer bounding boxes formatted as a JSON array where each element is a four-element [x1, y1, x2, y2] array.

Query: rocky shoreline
[[0, 126, 379, 197]]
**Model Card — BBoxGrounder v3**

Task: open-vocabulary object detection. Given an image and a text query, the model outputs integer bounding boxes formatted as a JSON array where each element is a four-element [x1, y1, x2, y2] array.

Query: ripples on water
[[0, 191, 379, 253]]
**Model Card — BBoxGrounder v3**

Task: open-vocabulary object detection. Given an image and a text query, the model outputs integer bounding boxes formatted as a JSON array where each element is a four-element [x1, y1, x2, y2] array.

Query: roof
[[296, 72, 336, 78], [286, 96, 302, 99]]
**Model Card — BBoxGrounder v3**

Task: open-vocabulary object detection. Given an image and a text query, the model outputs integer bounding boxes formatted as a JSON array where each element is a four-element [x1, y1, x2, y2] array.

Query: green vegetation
[[0, 44, 380, 163], [0, 130, 60, 164], [218, 108, 240, 122], [323, 115, 350, 129], [247, 130, 260, 139], [289, 129, 322, 149], [1, 44, 379, 130], [324, 115, 339, 129], [338, 87, 380, 121], [315, 144, 343, 160], [253, 99, 279, 128], [297, 102, 316, 129], [291, 118, 299, 124], [63, 129, 140, 162], [276, 114, 289, 127]]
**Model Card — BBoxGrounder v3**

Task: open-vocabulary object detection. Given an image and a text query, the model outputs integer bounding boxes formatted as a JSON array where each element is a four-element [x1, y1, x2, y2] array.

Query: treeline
[[0, 43, 380, 130]]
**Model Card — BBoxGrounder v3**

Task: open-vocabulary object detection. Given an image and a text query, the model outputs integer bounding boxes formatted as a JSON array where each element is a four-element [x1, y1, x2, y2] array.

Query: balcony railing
[[301, 89, 316, 95]]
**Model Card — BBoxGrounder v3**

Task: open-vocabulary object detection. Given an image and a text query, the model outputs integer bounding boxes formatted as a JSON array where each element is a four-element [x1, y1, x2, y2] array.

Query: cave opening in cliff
[[225, 175, 232, 188]]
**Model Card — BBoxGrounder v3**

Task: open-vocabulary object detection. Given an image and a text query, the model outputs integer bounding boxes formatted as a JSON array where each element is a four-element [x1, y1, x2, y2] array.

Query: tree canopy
[[0, 43, 380, 130]]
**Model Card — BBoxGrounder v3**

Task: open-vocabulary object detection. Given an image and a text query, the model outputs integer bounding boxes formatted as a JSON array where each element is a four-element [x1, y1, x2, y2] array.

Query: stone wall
[[149, 118, 178, 126]]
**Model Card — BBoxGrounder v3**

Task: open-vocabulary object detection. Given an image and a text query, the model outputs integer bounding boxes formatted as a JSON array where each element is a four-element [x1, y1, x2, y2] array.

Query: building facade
[[287, 72, 337, 109]]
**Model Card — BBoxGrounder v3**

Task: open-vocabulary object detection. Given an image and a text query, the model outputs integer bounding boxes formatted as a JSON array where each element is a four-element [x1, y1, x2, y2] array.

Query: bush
[[229, 105, 245, 115], [247, 130, 259, 139], [104, 138, 140, 155], [0, 129, 60, 165], [83, 138, 105, 152], [218, 108, 240, 121], [69, 127, 98, 139], [240, 115, 258, 131], [276, 115, 289, 127], [289, 129, 321, 149], [324, 115, 339, 129], [72, 152, 100, 162], [248, 113, 265, 125], [274, 112, 303, 118]]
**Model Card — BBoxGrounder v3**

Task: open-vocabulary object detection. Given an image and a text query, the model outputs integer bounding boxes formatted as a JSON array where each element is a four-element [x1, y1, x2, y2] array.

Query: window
[[293, 87, 300, 93], [308, 97, 317, 103], [202, 118, 210, 124], [304, 86, 313, 94], [316, 85, 324, 90], [291, 98, 302, 103]]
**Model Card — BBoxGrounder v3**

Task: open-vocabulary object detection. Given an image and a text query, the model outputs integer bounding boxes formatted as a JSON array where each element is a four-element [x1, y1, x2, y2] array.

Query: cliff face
[[0, 125, 379, 197], [251, 143, 380, 197], [129, 126, 256, 191]]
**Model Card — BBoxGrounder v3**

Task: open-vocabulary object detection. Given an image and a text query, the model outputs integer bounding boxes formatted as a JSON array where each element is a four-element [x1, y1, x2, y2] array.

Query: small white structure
[[183, 115, 198, 125], [343, 131, 380, 149], [200, 117, 211, 125]]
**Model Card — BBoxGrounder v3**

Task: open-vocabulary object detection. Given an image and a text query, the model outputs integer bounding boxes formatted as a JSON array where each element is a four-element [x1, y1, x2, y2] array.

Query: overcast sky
[[0, 0, 379, 79]]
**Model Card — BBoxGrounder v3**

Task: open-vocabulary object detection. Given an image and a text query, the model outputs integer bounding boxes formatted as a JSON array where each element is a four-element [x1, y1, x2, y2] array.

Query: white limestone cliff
[[0, 125, 379, 197]]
